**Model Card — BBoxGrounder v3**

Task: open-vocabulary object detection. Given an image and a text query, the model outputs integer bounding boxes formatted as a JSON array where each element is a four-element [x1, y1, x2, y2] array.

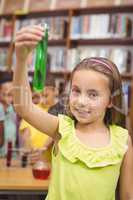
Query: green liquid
[[33, 27, 48, 92]]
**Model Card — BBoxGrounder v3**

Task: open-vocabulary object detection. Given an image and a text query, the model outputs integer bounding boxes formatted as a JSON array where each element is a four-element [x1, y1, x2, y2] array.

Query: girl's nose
[[77, 95, 88, 107]]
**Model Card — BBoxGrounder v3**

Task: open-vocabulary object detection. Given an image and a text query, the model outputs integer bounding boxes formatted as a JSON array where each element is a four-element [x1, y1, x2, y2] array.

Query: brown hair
[[66, 57, 125, 127]]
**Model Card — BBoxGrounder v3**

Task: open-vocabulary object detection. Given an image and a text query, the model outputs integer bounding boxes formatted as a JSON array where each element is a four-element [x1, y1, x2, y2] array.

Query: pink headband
[[90, 58, 113, 73]]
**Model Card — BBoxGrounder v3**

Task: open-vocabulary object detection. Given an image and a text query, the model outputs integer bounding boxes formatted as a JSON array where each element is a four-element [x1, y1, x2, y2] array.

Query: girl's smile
[[74, 108, 91, 117]]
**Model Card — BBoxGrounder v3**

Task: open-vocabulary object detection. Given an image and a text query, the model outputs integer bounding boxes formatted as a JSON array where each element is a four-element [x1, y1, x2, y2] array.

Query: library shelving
[[0, 2, 133, 135]]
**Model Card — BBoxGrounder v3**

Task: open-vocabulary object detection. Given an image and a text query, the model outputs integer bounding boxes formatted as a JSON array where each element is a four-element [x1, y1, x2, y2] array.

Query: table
[[0, 159, 49, 199]]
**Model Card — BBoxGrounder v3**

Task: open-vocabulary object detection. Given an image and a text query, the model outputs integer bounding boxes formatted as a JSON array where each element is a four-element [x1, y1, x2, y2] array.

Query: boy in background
[[0, 77, 17, 157], [19, 76, 57, 164]]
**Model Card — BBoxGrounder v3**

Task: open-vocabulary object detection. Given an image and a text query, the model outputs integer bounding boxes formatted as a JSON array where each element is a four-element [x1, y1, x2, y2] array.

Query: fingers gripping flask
[[33, 24, 48, 92]]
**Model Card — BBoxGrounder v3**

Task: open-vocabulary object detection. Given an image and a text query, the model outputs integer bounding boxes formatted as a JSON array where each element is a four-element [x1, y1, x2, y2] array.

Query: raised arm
[[13, 25, 59, 139], [119, 135, 133, 200]]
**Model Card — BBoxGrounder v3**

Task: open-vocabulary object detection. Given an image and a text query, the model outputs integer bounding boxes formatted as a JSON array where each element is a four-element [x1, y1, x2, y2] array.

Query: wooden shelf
[[121, 72, 133, 80], [73, 5, 133, 15], [51, 71, 133, 79], [2, 70, 131, 80], [0, 41, 11, 47], [28, 71, 133, 80], [28, 71, 70, 77], [71, 38, 133, 46], [0, 39, 66, 48], [28, 9, 69, 18], [51, 71, 71, 76], [0, 40, 66, 47], [48, 39, 66, 46], [1, 38, 132, 48], [0, 9, 69, 19]]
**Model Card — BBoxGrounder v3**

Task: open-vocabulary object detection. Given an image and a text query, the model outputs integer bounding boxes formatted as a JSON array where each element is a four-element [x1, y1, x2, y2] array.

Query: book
[[0, 19, 13, 41], [126, 51, 132, 73], [0, 0, 4, 14], [81, 15, 90, 39], [54, 0, 81, 9], [67, 48, 80, 71], [0, 48, 8, 70], [82, 0, 115, 7], [0, 19, 3, 39], [122, 81, 131, 114], [28, 0, 51, 12], [110, 49, 128, 73], [70, 16, 82, 39], [26, 46, 67, 73], [122, 0, 133, 5], [89, 14, 110, 38], [14, 19, 33, 34], [70, 14, 132, 39], [14, 17, 68, 40], [3, 0, 26, 14], [48, 47, 66, 72], [67, 47, 131, 74], [50, 16, 67, 40]]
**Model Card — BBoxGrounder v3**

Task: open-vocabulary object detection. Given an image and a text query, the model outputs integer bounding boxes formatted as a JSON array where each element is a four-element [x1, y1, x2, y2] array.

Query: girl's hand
[[29, 148, 42, 164], [15, 25, 44, 62], [29, 147, 47, 165]]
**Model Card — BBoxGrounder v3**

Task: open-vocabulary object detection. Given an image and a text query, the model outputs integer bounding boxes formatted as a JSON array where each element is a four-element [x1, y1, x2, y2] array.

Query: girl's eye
[[88, 92, 98, 98]]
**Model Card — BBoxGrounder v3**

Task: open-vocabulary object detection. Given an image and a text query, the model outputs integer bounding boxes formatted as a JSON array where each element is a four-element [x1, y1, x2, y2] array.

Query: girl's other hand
[[29, 147, 48, 165], [15, 25, 44, 62], [29, 148, 42, 164]]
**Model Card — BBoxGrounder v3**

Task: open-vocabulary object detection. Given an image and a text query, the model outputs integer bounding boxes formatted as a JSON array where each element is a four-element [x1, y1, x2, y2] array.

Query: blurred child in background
[[48, 92, 67, 116], [32, 91, 41, 105], [0, 77, 17, 157]]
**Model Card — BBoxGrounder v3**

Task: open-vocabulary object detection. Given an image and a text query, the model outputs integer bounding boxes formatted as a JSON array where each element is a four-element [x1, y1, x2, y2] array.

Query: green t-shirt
[[46, 114, 128, 200]]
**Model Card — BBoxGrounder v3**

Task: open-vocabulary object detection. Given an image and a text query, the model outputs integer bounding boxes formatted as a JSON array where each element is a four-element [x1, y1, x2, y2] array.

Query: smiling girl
[[13, 25, 133, 200]]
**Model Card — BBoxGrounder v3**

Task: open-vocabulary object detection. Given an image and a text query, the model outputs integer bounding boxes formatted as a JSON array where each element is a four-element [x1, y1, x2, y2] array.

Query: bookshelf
[[71, 38, 133, 46], [0, 1, 133, 134]]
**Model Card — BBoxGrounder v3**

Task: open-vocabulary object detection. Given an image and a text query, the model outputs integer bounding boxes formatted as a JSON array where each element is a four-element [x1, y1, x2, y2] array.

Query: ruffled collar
[[58, 115, 128, 168]]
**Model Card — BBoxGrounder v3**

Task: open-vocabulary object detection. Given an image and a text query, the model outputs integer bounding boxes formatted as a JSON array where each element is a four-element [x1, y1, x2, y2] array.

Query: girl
[[14, 25, 133, 200]]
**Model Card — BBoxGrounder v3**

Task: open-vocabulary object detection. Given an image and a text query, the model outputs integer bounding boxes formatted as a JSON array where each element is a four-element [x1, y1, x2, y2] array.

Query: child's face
[[32, 92, 41, 105], [69, 70, 112, 124], [41, 86, 56, 107], [0, 82, 13, 106]]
